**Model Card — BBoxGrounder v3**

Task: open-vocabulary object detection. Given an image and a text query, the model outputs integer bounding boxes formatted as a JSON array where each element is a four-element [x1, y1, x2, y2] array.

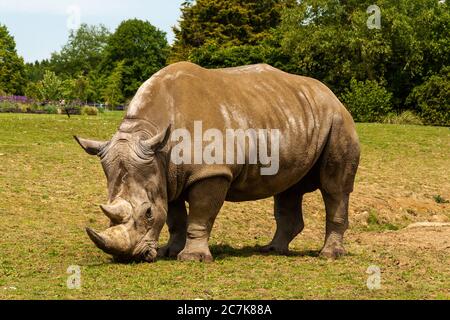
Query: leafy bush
[[81, 106, 98, 116], [16, 103, 30, 113], [407, 67, 450, 126], [0, 101, 16, 112], [383, 111, 423, 125], [341, 79, 393, 123], [43, 105, 59, 114]]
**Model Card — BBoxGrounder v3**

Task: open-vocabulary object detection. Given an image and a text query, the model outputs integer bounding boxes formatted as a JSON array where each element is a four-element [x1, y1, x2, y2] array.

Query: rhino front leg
[[178, 177, 229, 263], [320, 191, 349, 259], [158, 199, 187, 258]]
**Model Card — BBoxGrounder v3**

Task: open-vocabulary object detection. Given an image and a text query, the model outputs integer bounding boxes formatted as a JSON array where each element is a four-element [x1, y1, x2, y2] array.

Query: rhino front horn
[[86, 225, 132, 256], [86, 228, 112, 254]]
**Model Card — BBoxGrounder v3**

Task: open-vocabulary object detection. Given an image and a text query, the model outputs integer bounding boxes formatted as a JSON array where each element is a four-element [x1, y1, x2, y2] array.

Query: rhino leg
[[320, 192, 350, 259], [158, 199, 187, 258], [318, 114, 360, 259], [260, 188, 304, 255], [178, 177, 229, 263]]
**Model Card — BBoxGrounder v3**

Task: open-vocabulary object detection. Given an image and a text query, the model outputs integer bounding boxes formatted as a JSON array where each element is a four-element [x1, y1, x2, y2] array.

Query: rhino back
[[125, 62, 353, 201]]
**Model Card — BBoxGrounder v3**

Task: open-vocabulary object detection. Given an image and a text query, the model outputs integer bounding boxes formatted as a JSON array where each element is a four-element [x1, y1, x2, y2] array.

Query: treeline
[[0, 0, 449, 125], [1, 19, 168, 109]]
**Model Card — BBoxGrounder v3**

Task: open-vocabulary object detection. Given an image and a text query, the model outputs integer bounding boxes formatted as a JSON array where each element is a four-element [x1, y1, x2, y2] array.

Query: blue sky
[[0, 0, 185, 63]]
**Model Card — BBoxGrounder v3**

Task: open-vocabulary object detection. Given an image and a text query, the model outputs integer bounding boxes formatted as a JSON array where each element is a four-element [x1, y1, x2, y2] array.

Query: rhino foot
[[258, 243, 290, 255], [177, 249, 213, 263], [319, 246, 346, 259], [157, 244, 184, 258]]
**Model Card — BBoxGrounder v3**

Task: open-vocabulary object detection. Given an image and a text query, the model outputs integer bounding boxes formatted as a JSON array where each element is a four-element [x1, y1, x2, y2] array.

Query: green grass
[[0, 113, 449, 300]]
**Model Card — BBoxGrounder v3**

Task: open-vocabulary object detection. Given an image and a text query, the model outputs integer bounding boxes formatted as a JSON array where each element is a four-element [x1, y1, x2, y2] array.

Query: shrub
[[43, 105, 58, 114], [407, 67, 450, 126], [0, 101, 17, 112], [383, 111, 423, 125], [81, 106, 98, 116], [341, 79, 393, 123]]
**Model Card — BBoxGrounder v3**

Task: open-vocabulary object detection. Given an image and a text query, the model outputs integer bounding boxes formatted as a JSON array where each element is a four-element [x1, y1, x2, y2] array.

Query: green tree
[[171, 0, 295, 63], [278, 0, 449, 112], [25, 59, 51, 83], [102, 61, 125, 109], [0, 24, 26, 95], [61, 74, 90, 103], [50, 24, 110, 78], [407, 66, 450, 126], [86, 70, 106, 104], [71, 74, 89, 102], [39, 70, 63, 102], [24, 81, 43, 101], [101, 19, 169, 98], [342, 79, 393, 123]]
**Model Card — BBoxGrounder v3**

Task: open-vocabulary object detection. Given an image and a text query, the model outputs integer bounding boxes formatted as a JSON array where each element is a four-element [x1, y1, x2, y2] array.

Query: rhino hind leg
[[177, 177, 230, 263], [319, 191, 350, 259], [318, 114, 360, 259], [158, 199, 187, 258], [260, 188, 305, 255]]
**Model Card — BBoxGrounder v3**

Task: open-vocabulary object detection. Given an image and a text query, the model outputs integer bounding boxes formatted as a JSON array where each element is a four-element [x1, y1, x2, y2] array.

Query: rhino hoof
[[157, 245, 183, 258], [177, 250, 213, 263], [259, 244, 290, 256], [319, 246, 346, 260]]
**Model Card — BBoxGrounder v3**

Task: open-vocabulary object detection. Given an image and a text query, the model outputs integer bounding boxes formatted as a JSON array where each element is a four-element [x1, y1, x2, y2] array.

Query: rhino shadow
[[210, 244, 321, 260]]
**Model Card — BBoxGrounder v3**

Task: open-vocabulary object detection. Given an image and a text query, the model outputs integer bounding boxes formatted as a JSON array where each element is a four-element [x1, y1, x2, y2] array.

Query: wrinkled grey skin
[[75, 62, 360, 263]]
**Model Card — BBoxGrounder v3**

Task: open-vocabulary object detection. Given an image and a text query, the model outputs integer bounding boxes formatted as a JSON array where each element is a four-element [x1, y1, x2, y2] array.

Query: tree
[[0, 24, 26, 95], [61, 73, 90, 103], [102, 61, 125, 109], [50, 24, 110, 78], [39, 70, 63, 102], [101, 19, 169, 98], [170, 0, 295, 63], [407, 66, 450, 126], [24, 81, 43, 101], [278, 0, 450, 113], [86, 70, 106, 104], [25, 59, 51, 83]]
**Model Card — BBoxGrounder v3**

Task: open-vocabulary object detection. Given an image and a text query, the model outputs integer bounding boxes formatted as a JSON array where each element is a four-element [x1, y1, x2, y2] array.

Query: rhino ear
[[142, 125, 172, 152], [74, 136, 108, 156]]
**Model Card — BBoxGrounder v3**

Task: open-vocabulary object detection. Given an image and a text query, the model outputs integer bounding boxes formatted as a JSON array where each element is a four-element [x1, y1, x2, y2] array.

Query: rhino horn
[[74, 136, 108, 156], [100, 199, 132, 224], [86, 225, 131, 255], [140, 125, 172, 152], [86, 228, 111, 254]]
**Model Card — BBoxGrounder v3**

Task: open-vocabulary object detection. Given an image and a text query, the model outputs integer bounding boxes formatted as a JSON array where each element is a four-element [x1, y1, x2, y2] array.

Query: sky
[[0, 0, 185, 63]]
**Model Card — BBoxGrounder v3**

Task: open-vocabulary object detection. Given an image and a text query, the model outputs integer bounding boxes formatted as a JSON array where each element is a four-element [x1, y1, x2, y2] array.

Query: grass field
[[0, 112, 449, 300]]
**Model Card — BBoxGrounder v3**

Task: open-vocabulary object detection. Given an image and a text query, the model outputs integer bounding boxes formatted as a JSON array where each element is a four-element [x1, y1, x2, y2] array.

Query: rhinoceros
[[75, 62, 360, 263]]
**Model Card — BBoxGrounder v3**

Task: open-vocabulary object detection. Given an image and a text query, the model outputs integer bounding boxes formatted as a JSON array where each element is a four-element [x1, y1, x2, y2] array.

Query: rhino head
[[75, 124, 171, 263]]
